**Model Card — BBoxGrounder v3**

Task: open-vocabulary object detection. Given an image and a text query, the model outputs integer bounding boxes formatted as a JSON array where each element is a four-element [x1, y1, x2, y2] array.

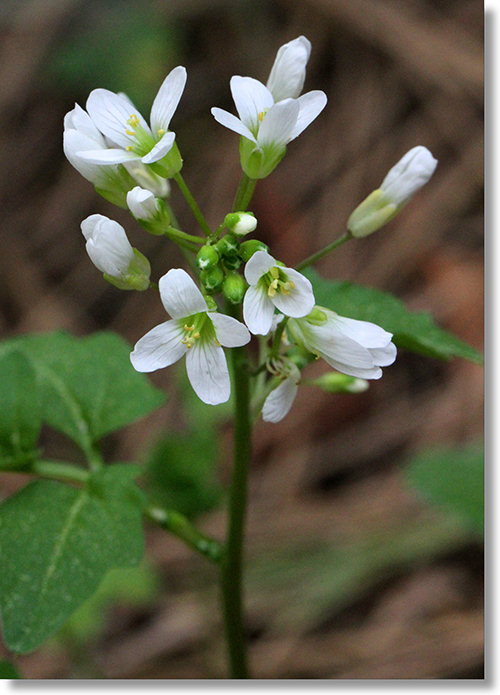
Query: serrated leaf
[[0, 464, 145, 653], [405, 443, 484, 535], [0, 331, 165, 453], [304, 269, 482, 364], [0, 351, 41, 469]]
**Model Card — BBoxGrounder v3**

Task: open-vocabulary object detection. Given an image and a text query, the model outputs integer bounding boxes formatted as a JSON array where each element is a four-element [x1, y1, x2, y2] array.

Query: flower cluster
[[65, 36, 437, 420]]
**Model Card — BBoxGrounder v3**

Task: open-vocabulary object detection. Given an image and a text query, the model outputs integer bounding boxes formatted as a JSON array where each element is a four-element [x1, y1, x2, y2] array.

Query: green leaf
[[0, 331, 165, 453], [0, 464, 145, 653], [304, 269, 483, 364], [405, 443, 484, 535], [144, 429, 222, 519], [0, 660, 20, 679], [0, 351, 41, 469]]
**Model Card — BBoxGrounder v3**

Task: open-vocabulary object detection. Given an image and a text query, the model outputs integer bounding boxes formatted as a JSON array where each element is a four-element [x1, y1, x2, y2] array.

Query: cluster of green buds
[[195, 211, 268, 304]]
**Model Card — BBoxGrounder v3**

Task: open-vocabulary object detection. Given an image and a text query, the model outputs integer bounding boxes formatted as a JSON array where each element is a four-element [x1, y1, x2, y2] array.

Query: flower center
[[179, 313, 219, 349], [264, 266, 295, 298], [124, 114, 156, 155]]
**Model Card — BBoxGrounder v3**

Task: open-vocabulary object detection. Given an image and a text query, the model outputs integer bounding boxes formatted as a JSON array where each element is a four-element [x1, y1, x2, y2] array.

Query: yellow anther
[[270, 267, 279, 279], [258, 111, 265, 122], [128, 114, 140, 127], [125, 129, 136, 136], [214, 339, 221, 347], [267, 286, 276, 298], [126, 146, 134, 151], [157, 128, 165, 136], [288, 280, 295, 290], [184, 324, 194, 331], [193, 331, 200, 339]]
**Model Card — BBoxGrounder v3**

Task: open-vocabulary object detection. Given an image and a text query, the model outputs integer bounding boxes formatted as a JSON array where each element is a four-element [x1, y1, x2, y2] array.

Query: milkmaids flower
[[288, 307, 397, 379], [211, 36, 326, 179], [262, 360, 301, 423], [348, 146, 438, 238], [76, 66, 187, 178], [81, 214, 150, 290], [130, 269, 250, 405], [64, 104, 137, 207], [243, 250, 315, 335]]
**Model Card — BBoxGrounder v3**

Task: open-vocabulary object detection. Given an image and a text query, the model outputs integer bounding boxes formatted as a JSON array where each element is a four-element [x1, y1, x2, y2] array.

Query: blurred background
[[0, 0, 483, 680]]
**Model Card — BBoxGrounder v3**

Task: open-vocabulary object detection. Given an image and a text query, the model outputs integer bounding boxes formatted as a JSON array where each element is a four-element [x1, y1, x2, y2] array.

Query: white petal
[[307, 323, 377, 370], [209, 313, 251, 347], [334, 316, 393, 349], [141, 132, 176, 164], [230, 76, 274, 133], [210, 107, 256, 142], [319, 358, 383, 380], [158, 269, 208, 319], [369, 342, 397, 367], [243, 285, 275, 335], [257, 99, 299, 148], [381, 146, 438, 206], [185, 341, 230, 405], [244, 250, 276, 285], [262, 376, 299, 423], [271, 268, 315, 318], [130, 320, 187, 372], [64, 130, 106, 182], [290, 91, 327, 140], [127, 186, 158, 219], [76, 148, 140, 165], [64, 104, 104, 142], [150, 66, 187, 133], [81, 215, 133, 275], [266, 36, 311, 102], [86, 88, 151, 148]]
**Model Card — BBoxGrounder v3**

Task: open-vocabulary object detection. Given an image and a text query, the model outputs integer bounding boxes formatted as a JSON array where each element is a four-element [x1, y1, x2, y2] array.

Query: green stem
[[146, 506, 223, 563], [165, 225, 205, 248], [221, 305, 252, 678], [295, 231, 353, 271], [232, 174, 257, 213], [30, 460, 90, 484], [174, 172, 212, 237]]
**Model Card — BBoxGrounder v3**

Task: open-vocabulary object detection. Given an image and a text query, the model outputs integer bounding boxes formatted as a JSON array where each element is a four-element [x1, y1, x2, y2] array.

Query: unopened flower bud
[[127, 186, 161, 221], [310, 372, 369, 394], [196, 244, 220, 270], [200, 265, 224, 293], [222, 271, 247, 304], [81, 214, 150, 290], [222, 253, 242, 271], [239, 239, 269, 262], [216, 233, 239, 257], [224, 211, 257, 237], [348, 146, 437, 238]]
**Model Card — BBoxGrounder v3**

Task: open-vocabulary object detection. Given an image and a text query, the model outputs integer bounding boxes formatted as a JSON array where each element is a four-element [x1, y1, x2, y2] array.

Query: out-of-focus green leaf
[[0, 332, 165, 455], [405, 442, 484, 535], [0, 660, 20, 679], [304, 269, 483, 364], [0, 464, 144, 653], [0, 351, 40, 470]]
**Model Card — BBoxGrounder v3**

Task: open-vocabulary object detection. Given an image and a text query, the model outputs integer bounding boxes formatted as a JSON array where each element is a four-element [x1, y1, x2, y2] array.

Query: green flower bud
[[196, 244, 220, 270], [239, 239, 269, 262], [347, 190, 398, 238], [200, 265, 224, 293], [216, 233, 239, 257], [222, 253, 242, 271], [222, 271, 247, 304], [223, 211, 257, 237]]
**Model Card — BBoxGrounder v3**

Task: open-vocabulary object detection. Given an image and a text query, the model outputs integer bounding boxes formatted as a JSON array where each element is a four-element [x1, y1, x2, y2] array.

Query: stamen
[[125, 129, 136, 136], [258, 111, 265, 122], [157, 128, 165, 136], [184, 324, 194, 331], [126, 146, 134, 151], [128, 114, 140, 128]]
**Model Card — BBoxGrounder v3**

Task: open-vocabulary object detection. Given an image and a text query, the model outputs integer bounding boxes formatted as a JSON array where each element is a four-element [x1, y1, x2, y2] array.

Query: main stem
[[221, 310, 252, 678]]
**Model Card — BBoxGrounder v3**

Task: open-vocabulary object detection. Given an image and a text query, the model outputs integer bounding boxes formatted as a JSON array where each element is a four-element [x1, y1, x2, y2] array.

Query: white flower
[[348, 146, 438, 238], [76, 66, 186, 176], [127, 186, 161, 221], [130, 269, 250, 405], [63, 104, 135, 207], [81, 214, 150, 290], [224, 211, 258, 237], [243, 251, 315, 335], [380, 146, 438, 206], [288, 307, 397, 379], [262, 361, 301, 423], [211, 37, 326, 179], [266, 36, 311, 102]]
